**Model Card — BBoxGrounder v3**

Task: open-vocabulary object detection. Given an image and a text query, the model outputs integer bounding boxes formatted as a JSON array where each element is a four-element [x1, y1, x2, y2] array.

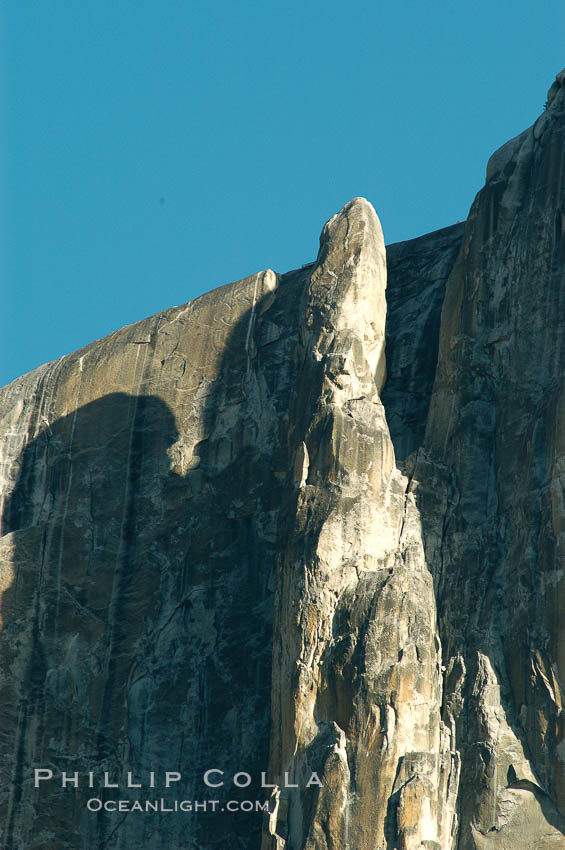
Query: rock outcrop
[[0, 264, 306, 849], [263, 199, 453, 850], [418, 67, 565, 848], [1, 69, 565, 849]]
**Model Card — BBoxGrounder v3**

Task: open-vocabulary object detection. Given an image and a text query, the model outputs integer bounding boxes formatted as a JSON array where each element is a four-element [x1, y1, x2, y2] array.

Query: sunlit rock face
[[262, 198, 452, 850], [420, 67, 565, 848], [1, 70, 565, 850]]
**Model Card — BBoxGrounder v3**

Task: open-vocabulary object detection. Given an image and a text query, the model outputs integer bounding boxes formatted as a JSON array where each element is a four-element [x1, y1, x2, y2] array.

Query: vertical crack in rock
[[262, 198, 454, 850]]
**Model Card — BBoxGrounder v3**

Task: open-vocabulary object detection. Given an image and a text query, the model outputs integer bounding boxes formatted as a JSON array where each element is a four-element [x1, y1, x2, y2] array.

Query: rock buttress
[[262, 198, 455, 850], [420, 69, 565, 848]]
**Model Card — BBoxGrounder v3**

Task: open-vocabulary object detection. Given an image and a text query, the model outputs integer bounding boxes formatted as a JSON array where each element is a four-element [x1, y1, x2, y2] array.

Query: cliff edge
[[1, 70, 565, 850]]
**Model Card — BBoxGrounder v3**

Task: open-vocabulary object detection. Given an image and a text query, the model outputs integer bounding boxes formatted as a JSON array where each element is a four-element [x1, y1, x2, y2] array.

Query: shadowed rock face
[[1, 70, 565, 850], [0, 268, 307, 849], [382, 222, 465, 462]]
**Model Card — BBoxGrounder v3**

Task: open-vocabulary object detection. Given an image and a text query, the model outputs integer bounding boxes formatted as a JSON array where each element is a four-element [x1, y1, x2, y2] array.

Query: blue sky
[[2, 1, 564, 387]]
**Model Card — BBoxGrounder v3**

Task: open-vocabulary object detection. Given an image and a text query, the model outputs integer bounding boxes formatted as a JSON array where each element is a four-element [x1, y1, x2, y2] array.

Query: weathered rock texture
[[262, 199, 453, 850], [1, 69, 565, 850], [418, 67, 565, 847], [0, 265, 307, 849]]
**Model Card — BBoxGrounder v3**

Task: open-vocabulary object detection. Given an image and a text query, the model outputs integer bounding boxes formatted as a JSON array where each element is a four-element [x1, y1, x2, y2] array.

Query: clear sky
[[2, 1, 564, 387]]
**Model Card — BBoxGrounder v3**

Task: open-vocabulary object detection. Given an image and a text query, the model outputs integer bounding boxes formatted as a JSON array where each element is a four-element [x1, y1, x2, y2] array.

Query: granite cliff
[[1, 70, 565, 849]]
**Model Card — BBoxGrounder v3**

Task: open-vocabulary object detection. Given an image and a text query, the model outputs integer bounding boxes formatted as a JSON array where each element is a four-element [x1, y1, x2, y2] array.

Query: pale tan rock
[[262, 198, 450, 850]]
